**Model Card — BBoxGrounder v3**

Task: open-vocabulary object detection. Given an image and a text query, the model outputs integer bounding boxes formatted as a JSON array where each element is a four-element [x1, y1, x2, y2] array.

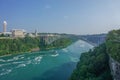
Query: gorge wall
[[70, 29, 120, 80], [106, 29, 120, 80], [109, 56, 120, 80]]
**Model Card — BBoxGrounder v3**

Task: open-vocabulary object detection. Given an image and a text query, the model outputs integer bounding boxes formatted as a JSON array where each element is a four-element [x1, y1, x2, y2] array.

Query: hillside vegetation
[[70, 44, 112, 80], [106, 29, 120, 62], [40, 37, 73, 50], [70, 29, 120, 80], [0, 37, 40, 56], [0, 36, 73, 56]]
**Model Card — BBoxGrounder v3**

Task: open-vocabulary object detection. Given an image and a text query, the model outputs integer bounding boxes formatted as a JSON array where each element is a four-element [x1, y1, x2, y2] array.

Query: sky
[[0, 0, 120, 34]]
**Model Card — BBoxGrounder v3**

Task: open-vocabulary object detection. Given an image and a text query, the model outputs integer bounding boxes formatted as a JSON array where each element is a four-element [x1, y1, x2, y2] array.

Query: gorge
[[0, 40, 93, 80], [70, 29, 120, 80]]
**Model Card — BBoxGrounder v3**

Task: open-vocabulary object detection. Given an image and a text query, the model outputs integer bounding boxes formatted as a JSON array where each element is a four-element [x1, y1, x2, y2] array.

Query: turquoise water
[[0, 40, 93, 80]]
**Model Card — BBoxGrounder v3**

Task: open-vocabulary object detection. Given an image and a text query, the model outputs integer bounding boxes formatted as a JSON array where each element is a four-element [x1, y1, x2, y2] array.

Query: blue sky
[[0, 0, 120, 34]]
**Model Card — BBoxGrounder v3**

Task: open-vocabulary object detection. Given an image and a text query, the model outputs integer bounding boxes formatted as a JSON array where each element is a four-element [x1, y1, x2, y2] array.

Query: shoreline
[[0, 42, 73, 57], [0, 46, 68, 57], [0, 54, 12, 58], [0, 40, 94, 58], [0, 47, 40, 58]]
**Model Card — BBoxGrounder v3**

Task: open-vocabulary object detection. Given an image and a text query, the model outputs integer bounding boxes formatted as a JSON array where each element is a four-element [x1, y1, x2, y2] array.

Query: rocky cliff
[[109, 56, 120, 80], [106, 29, 120, 80]]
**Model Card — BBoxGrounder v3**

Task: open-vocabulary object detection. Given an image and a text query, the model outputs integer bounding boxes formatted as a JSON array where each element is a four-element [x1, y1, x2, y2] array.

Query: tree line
[[0, 36, 73, 56]]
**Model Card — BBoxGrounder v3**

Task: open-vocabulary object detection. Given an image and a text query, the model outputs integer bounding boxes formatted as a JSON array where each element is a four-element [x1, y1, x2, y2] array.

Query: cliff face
[[109, 56, 120, 80], [106, 29, 120, 80]]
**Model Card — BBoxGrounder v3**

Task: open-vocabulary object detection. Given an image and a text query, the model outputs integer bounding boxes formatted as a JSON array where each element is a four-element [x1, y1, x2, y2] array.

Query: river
[[0, 40, 93, 80]]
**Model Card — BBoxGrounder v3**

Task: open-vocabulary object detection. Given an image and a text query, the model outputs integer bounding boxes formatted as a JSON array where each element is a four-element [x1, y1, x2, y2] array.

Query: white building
[[3, 32, 12, 37], [11, 29, 26, 38], [27, 33, 34, 37], [3, 21, 7, 32]]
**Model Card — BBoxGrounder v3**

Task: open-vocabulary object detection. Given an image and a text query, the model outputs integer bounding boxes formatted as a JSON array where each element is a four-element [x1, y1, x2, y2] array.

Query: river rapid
[[0, 40, 93, 80]]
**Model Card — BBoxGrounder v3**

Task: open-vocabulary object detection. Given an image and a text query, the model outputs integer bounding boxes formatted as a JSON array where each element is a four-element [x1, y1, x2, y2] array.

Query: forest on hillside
[[0, 36, 73, 56], [70, 43, 113, 80]]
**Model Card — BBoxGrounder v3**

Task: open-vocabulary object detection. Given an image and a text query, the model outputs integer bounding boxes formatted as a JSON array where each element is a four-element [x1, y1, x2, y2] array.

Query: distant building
[[3, 32, 12, 37], [3, 21, 7, 32], [27, 33, 34, 37], [35, 29, 38, 37], [11, 29, 25, 38]]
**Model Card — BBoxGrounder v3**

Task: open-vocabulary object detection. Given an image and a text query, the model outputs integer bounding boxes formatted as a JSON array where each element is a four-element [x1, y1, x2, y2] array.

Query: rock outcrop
[[109, 56, 120, 80]]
